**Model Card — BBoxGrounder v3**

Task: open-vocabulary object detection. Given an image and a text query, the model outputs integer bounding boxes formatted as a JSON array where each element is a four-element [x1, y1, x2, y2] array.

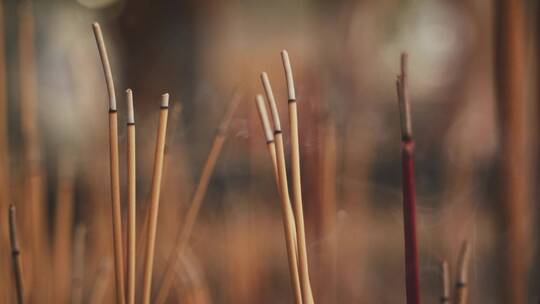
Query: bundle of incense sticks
[[92, 23, 170, 304], [254, 50, 315, 304], [396, 52, 421, 304]]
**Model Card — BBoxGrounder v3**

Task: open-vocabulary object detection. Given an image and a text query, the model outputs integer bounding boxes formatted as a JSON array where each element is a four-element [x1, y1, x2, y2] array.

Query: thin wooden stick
[[71, 225, 87, 304], [141, 94, 170, 304], [9, 205, 24, 304], [440, 260, 450, 304], [455, 241, 470, 304], [282, 50, 314, 304], [126, 89, 136, 304], [255, 94, 303, 304], [53, 158, 75, 303], [154, 93, 240, 304], [396, 52, 421, 304], [92, 22, 126, 304]]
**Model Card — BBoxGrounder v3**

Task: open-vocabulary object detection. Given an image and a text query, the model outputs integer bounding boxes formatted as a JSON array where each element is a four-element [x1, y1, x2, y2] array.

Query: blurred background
[[0, 0, 539, 303]]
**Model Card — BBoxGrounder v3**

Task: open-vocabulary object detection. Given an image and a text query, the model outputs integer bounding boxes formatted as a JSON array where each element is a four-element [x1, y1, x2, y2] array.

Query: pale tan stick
[[89, 259, 113, 304], [455, 241, 471, 304], [141, 94, 170, 304], [126, 89, 136, 304], [71, 225, 86, 304], [260, 72, 299, 250], [9, 205, 24, 304], [255, 94, 303, 304], [282, 50, 315, 304], [154, 93, 241, 304], [92, 22, 126, 304], [440, 260, 450, 304], [53, 158, 75, 303], [255, 89, 278, 184]]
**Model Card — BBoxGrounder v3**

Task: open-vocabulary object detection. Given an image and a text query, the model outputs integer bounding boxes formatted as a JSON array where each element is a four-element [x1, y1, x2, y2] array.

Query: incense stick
[[440, 260, 450, 304], [255, 94, 303, 304], [126, 89, 136, 304], [92, 22, 126, 304], [9, 205, 24, 304], [396, 52, 421, 304], [282, 50, 314, 304], [455, 241, 470, 304], [141, 93, 170, 304], [154, 93, 241, 304]]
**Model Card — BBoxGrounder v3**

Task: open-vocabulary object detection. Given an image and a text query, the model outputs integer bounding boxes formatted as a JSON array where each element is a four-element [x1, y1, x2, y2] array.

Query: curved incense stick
[[440, 260, 450, 304], [92, 22, 125, 304], [282, 50, 314, 304], [9, 205, 24, 304], [142, 93, 170, 304], [396, 52, 421, 304], [455, 241, 470, 304], [154, 93, 241, 304], [255, 94, 303, 304], [126, 89, 136, 304]]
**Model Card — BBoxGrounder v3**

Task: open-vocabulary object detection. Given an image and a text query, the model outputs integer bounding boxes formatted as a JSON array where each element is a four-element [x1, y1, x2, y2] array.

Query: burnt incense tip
[[92, 22, 100, 30], [255, 94, 274, 143], [161, 93, 170, 108], [126, 89, 135, 124], [260, 72, 282, 131], [280, 50, 296, 101]]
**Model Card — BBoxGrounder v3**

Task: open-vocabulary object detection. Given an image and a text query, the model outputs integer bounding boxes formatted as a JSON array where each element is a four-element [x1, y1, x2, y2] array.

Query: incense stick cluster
[[439, 241, 471, 304], [254, 50, 315, 304]]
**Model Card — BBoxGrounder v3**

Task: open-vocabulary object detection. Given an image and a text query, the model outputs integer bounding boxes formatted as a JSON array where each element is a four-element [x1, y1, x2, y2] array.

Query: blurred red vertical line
[[0, 0, 13, 303], [396, 53, 421, 304], [494, 0, 530, 303], [18, 1, 49, 302]]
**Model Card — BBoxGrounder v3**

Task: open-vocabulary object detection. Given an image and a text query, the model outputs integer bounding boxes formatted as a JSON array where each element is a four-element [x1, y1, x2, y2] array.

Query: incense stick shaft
[[142, 96, 169, 304], [440, 260, 450, 304], [455, 242, 470, 304], [9, 205, 24, 304], [92, 22, 116, 110], [154, 94, 239, 304], [126, 90, 136, 304], [109, 112, 126, 304]]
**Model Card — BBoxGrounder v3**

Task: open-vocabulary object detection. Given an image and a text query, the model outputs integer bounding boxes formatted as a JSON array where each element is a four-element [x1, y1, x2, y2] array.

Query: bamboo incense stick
[[396, 52, 421, 304], [440, 260, 450, 304], [154, 93, 241, 304], [255, 94, 303, 304], [455, 241, 470, 304], [9, 205, 24, 304], [281, 50, 315, 304], [92, 22, 126, 304], [126, 89, 136, 304], [141, 94, 170, 304]]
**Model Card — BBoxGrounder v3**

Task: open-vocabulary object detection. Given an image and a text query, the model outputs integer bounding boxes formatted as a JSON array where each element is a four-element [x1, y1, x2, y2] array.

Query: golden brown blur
[[1, 0, 540, 303]]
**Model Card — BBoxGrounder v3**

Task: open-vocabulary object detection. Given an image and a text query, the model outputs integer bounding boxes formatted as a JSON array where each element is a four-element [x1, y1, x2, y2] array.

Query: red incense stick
[[396, 53, 421, 304]]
